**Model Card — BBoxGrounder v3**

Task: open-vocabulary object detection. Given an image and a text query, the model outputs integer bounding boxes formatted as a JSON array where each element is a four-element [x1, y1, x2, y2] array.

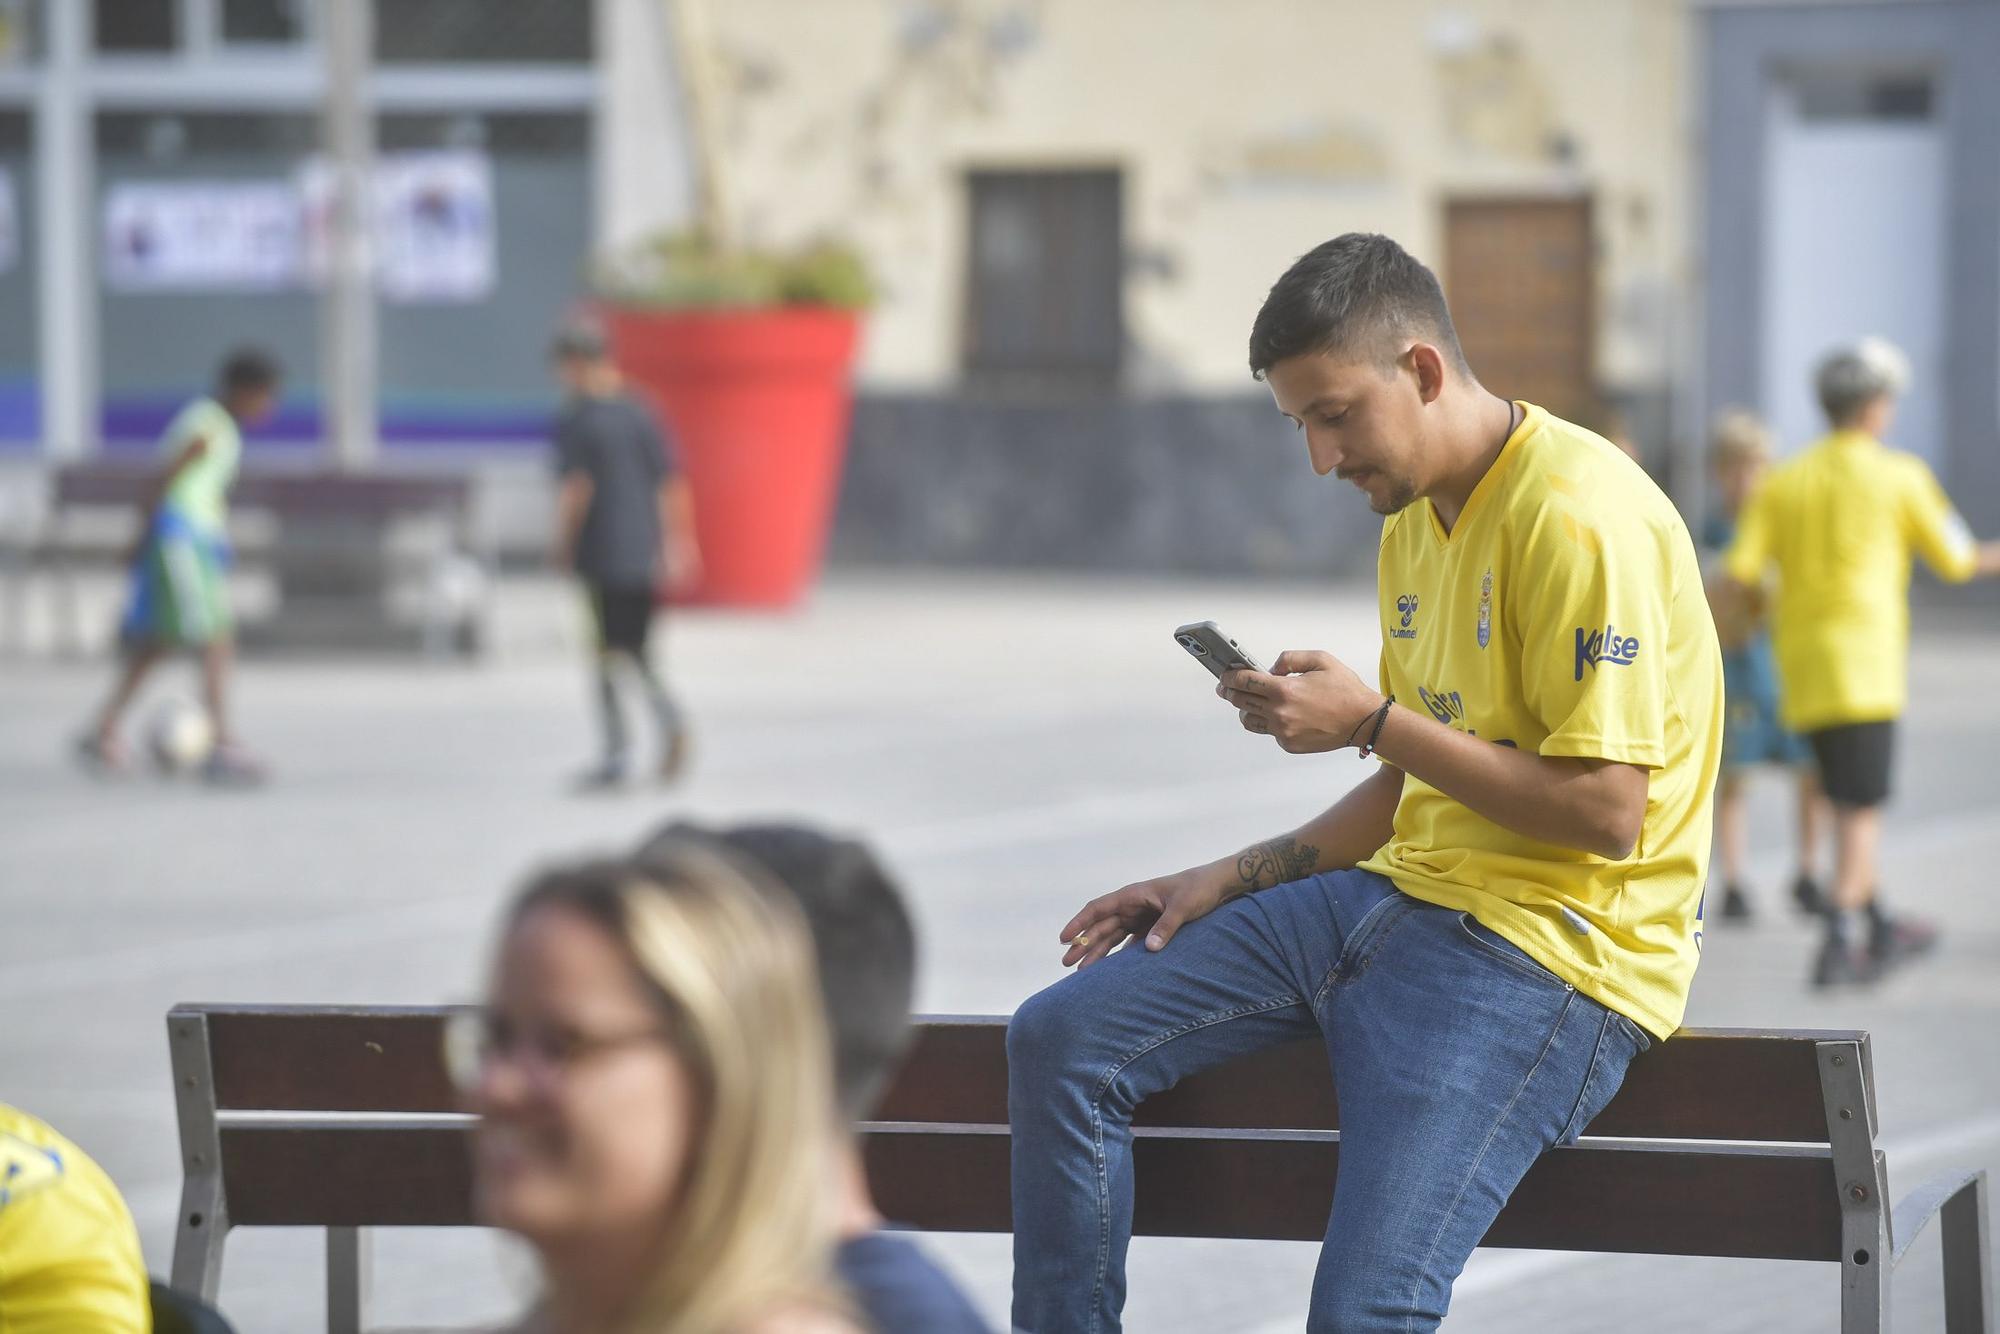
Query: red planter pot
[[601, 305, 861, 608]]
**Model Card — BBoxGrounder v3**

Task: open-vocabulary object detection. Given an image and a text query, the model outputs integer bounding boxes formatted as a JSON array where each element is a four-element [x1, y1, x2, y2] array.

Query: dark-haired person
[[641, 820, 995, 1334], [78, 348, 281, 785], [1721, 338, 2000, 986], [550, 320, 701, 790], [1007, 234, 1723, 1332]]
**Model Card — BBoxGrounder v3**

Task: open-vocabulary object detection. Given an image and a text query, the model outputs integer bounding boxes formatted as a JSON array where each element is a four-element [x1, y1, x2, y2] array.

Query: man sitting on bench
[[1007, 234, 1725, 1333]]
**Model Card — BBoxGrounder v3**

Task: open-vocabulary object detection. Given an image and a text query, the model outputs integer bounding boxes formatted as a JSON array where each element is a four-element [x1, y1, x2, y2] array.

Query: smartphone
[[1173, 621, 1267, 680]]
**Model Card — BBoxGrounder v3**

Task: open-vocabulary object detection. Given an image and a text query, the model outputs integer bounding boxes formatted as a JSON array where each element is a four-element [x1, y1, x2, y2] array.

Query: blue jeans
[[1007, 869, 1651, 1333]]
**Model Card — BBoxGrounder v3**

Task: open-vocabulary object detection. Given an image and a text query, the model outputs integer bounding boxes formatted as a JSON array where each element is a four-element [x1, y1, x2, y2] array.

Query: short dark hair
[[550, 317, 610, 363], [217, 348, 281, 398], [1248, 233, 1468, 380], [638, 820, 916, 1121]]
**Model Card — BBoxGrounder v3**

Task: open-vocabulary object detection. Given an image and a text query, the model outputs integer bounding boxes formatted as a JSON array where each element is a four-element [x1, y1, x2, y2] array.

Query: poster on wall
[[375, 151, 495, 303], [300, 150, 495, 303], [0, 168, 15, 275], [103, 181, 302, 290]]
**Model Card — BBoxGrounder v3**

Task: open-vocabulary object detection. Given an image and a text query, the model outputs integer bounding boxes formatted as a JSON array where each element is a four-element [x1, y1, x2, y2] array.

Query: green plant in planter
[[596, 231, 874, 312]]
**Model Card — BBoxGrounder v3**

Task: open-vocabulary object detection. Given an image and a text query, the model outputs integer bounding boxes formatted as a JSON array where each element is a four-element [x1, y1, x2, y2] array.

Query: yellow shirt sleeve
[[1515, 507, 1671, 769], [0, 1111, 150, 1334], [1721, 480, 1772, 587], [1901, 459, 1979, 584]]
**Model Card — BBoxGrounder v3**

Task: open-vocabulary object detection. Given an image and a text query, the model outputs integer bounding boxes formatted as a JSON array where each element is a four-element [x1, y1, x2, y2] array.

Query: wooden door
[[1443, 197, 1596, 425]]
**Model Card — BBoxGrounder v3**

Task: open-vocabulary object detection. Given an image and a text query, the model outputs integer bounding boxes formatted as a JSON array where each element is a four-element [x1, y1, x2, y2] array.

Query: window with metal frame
[[374, 0, 592, 65], [963, 167, 1124, 393], [95, 0, 178, 53]]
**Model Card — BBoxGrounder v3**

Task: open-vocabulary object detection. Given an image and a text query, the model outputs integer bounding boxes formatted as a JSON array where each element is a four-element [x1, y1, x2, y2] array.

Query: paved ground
[[4, 570, 1997, 1332]]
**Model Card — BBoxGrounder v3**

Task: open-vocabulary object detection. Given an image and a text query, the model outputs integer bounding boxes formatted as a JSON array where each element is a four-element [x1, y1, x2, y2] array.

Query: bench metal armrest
[[1891, 1168, 1992, 1333]]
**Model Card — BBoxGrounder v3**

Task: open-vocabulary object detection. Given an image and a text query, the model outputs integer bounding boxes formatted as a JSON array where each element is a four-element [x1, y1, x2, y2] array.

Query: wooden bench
[[164, 1005, 1993, 1333], [1, 464, 489, 656]]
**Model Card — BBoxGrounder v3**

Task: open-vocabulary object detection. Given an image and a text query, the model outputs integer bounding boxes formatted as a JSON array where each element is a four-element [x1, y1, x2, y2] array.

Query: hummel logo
[[1391, 594, 1419, 640]]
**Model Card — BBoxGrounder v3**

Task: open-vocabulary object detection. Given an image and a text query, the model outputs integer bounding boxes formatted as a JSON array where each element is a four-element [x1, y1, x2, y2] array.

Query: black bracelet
[[1355, 697, 1394, 759], [1342, 703, 1377, 749]]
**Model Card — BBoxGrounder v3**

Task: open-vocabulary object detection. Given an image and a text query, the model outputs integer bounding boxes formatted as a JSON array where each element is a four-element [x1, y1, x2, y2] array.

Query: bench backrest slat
[[873, 1019, 1844, 1143], [191, 1007, 1854, 1145], [53, 467, 468, 515], [213, 1120, 1842, 1262], [207, 1008, 460, 1114]]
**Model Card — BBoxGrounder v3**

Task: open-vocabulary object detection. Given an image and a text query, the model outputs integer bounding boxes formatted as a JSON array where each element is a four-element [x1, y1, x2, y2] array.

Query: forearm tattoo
[[1229, 837, 1321, 901]]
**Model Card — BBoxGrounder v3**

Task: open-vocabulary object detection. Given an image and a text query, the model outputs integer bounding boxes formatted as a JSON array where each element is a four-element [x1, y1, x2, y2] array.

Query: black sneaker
[[1792, 874, 1828, 917], [572, 759, 627, 793], [1869, 914, 1940, 974], [1719, 883, 1753, 922], [1811, 934, 1881, 989]]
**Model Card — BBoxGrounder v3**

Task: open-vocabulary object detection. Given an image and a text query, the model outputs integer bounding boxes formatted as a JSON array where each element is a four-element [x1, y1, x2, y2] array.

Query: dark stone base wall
[[831, 393, 1384, 578]]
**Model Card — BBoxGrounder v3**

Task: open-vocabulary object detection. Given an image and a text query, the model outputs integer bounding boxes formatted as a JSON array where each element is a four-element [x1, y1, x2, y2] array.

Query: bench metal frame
[[165, 1006, 1992, 1334], [2, 465, 491, 658]]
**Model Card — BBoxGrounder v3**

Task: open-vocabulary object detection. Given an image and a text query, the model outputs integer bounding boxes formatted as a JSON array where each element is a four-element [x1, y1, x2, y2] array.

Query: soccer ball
[[146, 699, 216, 774]]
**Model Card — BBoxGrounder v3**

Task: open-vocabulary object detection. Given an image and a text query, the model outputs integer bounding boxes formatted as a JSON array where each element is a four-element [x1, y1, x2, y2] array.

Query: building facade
[[6, 2, 1992, 578]]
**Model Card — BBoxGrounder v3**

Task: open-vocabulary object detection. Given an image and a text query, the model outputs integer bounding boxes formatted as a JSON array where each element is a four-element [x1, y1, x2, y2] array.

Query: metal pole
[[666, 0, 733, 248], [36, 0, 96, 460], [321, 0, 377, 470]]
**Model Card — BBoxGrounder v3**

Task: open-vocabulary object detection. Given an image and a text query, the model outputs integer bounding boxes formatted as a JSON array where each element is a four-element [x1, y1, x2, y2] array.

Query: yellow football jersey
[[1359, 403, 1724, 1039], [1724, 429, 1978, 731], [0, 1104, 150, 1333]]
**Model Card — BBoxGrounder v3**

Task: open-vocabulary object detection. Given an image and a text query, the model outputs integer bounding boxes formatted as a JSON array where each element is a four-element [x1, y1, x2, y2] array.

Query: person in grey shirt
[[550, 321, 702, 788]]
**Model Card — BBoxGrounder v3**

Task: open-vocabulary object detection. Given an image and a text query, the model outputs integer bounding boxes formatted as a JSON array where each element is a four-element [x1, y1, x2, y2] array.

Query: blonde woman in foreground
[[451, 843, 864, 1334]]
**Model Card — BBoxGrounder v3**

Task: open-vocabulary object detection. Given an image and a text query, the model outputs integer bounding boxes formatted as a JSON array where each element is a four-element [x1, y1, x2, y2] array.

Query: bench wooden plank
[[53, 466, 469, 515], [203, 1008, 461, 1115], [861, 1128, 1842, 1261], [875, 1020, 1848, 1143], [221, 1122, 474, 1229], [192, 1008, 1853, 1144], [214, 1120, 1842, 1262]]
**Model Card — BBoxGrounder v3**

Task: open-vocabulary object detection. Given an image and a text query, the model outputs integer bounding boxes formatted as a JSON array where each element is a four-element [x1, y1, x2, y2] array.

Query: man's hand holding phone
[[1219, 650, 1385, 754]]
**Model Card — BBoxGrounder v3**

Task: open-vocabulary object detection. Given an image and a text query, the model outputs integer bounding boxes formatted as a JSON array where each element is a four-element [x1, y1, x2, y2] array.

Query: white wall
[[596, 0, 696, 252], [603, 0, 1692, 395], [1759, 86, 1945, 462]]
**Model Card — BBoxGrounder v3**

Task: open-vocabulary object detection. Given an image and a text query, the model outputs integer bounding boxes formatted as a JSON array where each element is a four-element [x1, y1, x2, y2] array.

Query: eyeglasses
[[443, 1007, 672, 1092]]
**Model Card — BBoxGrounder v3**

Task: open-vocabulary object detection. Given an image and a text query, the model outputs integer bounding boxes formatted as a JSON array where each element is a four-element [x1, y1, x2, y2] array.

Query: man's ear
[[1408, 342, 1449, 405]]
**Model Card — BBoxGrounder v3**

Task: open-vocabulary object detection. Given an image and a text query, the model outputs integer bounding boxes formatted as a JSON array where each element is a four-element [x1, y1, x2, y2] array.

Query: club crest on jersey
[[1573, 623, 1640, 680], [1391, 594, 1419, 640], [1477, 569, 1493, 649], [0, 1134, 64, 1208]]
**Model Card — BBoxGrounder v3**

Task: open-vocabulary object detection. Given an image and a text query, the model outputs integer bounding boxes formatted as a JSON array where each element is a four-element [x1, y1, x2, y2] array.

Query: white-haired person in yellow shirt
[[1722, 339, 2000, 987]]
